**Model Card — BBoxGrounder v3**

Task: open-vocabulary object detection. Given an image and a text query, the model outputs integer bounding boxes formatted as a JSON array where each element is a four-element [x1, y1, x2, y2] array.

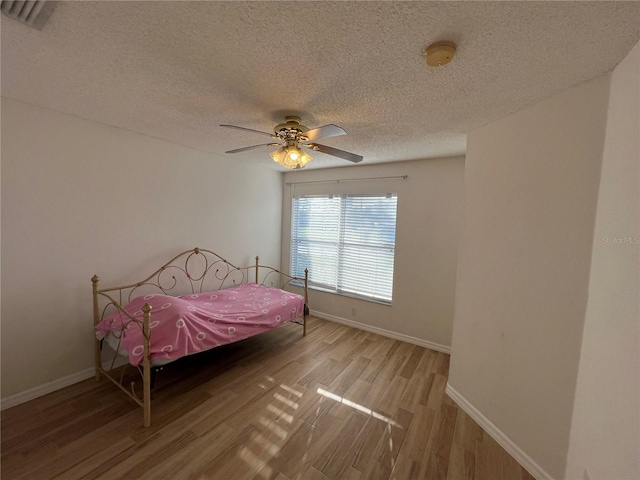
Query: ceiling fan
[[220, 116, 363, 169]]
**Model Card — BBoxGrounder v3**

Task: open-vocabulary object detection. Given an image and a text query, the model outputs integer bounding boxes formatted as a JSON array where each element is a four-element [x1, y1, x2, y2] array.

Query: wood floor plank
[[1, 317, 534, 480], [434, 352, 451, 376], [313, 410, 369, 478], [414, 349, 438, 377], [300, 391, 341, 427], [392, 452, 423, 480], [272, 358, 329, 389], [306, 341, 335, 359], [51, 437, 138, 480], [182, 389, 243, 437], [420, 451, 450, 480], [400, 344, 426, 379], [327, 355, 371, 397], [399, 405, 437, 462], [475, 439, 504, 480], [1, 401, 77, 440], [326, 336, 366, 361], [399, 373, 429, 412], [1, 441, 59, 479], [340, 466, 363, 480], [424, 373, 448, 410], [322, 325, 354, 345], [433, 404, 458, 459], [136, 423, 236, 479], [373, 407, 414, 479], [502, 452, 527, 480], [372, 343, 413, 385], [129, 389, 213, 444], [107, 430, 199, 480], [223, 384, 293, 431], [3, 401, 133, 458], [193, 418, 306, 480], [374, 375, 409, 415], [327, 378, 373, 420], [361, 339, 402, 383], [258, 418, 315, 478], [446, 444, 475, 480], [297, 358, 348, 389], [452, 409, 484, 453], [301, 466, 331, 480], [278, 412, 348, 480], [360, 458, 392, 480], [348, 414, 391, 472], [19, 410, 144, 479]]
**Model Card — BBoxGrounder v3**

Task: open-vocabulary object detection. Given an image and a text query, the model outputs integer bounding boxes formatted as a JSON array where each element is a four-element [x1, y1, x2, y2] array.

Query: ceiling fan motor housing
[[274, 116, 309, 141]]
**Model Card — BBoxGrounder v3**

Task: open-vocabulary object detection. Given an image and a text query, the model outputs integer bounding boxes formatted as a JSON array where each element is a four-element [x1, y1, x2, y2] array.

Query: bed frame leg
[[92, 275, 102, 381], [142, 303, 152, 427], [303, 268, 309, 336], [255, 256, 259, 284]]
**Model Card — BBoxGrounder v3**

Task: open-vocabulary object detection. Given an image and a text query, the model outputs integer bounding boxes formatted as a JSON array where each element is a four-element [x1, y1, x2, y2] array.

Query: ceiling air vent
[[1, 0, 56, 30]]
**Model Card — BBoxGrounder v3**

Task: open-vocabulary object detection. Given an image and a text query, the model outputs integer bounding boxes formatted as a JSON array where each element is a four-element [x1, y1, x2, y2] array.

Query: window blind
[[291, 194, 398, 303]]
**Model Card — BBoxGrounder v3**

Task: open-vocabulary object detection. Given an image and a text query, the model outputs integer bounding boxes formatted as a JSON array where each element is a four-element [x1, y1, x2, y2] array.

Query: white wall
[[1, 98, 283, 399], [565, 41, 640, 480], [281, 158, 465, 350], [448, 75, 610, 479]]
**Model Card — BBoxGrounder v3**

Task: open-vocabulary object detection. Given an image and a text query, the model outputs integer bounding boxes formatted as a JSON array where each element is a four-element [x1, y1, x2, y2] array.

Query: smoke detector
[[425, 41, 456, 67]]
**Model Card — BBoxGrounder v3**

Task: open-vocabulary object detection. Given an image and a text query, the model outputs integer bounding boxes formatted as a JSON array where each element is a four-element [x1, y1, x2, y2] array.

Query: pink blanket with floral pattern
[[95, 283, 304, 366]]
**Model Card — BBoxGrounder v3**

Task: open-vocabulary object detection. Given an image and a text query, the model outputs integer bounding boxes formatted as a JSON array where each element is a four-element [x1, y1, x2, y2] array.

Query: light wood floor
[[1, 317, 536, 480]]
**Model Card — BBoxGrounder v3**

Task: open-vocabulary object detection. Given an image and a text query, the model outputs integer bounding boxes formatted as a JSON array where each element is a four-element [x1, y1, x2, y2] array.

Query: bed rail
[[92, 247, 308, 427]]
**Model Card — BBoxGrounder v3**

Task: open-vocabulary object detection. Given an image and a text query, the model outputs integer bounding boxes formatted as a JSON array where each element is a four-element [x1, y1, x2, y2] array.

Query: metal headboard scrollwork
[[99, 247, 249, 302]]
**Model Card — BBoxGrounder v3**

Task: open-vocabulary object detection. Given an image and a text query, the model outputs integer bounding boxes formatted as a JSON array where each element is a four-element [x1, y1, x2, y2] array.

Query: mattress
[[95, 283, 305, 366]]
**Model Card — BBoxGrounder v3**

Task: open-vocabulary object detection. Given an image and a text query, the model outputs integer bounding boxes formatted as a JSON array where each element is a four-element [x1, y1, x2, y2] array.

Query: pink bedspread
[[95, 283, 305, 366]]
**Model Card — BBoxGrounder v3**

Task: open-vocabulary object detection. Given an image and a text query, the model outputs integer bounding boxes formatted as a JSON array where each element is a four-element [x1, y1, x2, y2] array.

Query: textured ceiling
[[2, 1, 639, 170]]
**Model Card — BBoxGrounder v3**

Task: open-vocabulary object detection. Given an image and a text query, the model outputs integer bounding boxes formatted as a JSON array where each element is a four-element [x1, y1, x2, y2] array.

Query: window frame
[[290, 193, 398, 305]]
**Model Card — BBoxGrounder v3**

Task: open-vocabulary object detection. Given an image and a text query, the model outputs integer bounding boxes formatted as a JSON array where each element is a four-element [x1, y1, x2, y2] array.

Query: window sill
[[292, 281, 392, 306]]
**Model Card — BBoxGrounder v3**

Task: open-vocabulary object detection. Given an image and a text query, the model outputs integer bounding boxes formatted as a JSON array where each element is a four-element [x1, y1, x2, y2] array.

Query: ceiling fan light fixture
[[270, 145, 312, 169]]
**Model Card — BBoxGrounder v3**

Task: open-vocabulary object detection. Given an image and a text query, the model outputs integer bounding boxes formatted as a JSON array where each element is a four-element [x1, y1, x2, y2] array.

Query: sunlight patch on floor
[[238, 446, 273, 478], [266, 404, 294, 423], [237, 382, 303, 478], [279, 383, 303, 397], [274, 392, 299, 409], [257, 416, 289, 439], [316, 387, 402, 427]]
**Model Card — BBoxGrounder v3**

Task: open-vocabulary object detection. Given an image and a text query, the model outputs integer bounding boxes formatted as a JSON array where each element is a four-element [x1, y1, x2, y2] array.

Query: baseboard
[[445, 383, 553, 480], [311, 310, 451, 354], [1, 367, 95, 410], [1, 357, 128, 411]]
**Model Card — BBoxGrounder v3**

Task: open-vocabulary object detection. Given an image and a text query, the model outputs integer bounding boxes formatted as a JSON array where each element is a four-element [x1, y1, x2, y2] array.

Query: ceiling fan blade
[[220, 124, 276, 138], [306, 143, 363, 163], [303, 124, 347, 142], [225, 143, 278, 154]]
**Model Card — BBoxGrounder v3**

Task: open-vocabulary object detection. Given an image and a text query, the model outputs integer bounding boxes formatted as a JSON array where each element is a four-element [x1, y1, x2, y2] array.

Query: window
[[291, 194, 398, 303]]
